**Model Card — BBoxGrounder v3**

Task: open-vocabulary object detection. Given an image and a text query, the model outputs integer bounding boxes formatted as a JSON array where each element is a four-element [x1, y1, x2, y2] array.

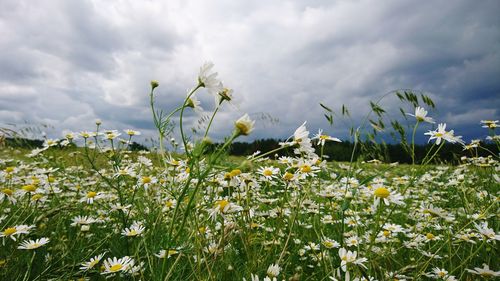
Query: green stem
[[422, 142, 445, 165], [411, 121, 420, 165], [179, 85, 203, 159], [203, 104, 221, 139]]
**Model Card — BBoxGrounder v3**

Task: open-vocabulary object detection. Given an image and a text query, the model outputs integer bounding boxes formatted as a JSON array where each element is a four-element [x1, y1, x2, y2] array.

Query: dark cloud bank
[[0, 0, 499, 144]]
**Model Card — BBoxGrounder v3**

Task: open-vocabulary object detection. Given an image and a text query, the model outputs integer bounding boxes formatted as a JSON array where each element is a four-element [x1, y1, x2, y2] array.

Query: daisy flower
[[124, 129, 141, 136], [267, 263, 281, 278], [322, 238, 340, 249], [80, 253, 106, 271], [466, 263, 500, 278], [138, 175, 157, 190], [480, 120, 498, 129], [474, 222, 500, 241], [81, 191, 104, 204], [314, 129, 342, 146], [198, 62, 223, 96], [372, 185, 404, 208], [103, 130, 121, 140], [121, 222, 146, 237], [425, 123, 463, 145], [1, 225, 34, 241], [154, 249, 180, 259], [258, 166, 280, 180], [101, 256, 135, 275], [70, 215, 97, 226], [1, 188, 16, 204], [18, 237, 50, 250], [209, 199, 243, 220], [407, 106, 435, 123], [338, 248, 368, 272], [235, 113, 255, 136]]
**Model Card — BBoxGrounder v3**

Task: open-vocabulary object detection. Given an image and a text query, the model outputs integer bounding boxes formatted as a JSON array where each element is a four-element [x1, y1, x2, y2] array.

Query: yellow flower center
[[109, 264, 123, 272], [3, 227, 16, 236], [48, 176, 55, 183], [235, 123, 251, 135], [435, 132, 443, 137], [426, 233, 435, 240], [300, 165, 312, 173], [374, 187, 390, 198], [283, 172, 294, 181], [22, 185, 36, 192], [32, 194, 43, 201], [5, 167, 15, 173], [87, 191, 97, 198], [383, 230, 391, 237], [322, 241, 334, 248], [230, 169, 241, 177], [2, 188, 13, 196], [142, 176, 151, 184], [128, 230, 137, 236], [263, 169, 273, 177], [165, 201, 173, 208], [217, 200, 229, 212], [168, 249, 178, 256]]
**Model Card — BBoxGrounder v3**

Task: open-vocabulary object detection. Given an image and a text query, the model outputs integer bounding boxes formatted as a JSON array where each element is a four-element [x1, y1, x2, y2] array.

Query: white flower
[[80, 253, 105, 271], [267, 263, 281, 278], [18, 237, 50, 250], [338, 248, 367, 272], [322, 238, 340, 249], [186, 92, 203, 112], [154, 249, 180, 259], [101, 256, 135, 275], [124, 129, 141, 136], [480, 120, 498, 129], [475, 221, 500, 241], [424, 123, 463, 145], [235, 114, 255, 136], [407, 106, 435, 123], [198, 62, 223, 95], [466, 263, 500, 277], [314, 129, 342, 146], [372, 185, 405, 208], [71, 215, 97, 226], [1, 225, 34, 241], [209, 199, 243, 220], [121, 222, 145, 237], [258, 166, 280, 179]]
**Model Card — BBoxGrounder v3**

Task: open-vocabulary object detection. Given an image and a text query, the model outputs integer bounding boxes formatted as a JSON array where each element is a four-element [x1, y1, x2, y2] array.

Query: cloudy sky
[[1, 0, 499, 144]]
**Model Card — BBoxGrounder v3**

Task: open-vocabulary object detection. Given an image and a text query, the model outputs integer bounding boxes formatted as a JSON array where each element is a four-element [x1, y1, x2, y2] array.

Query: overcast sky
[[1, 0, 499, 144]]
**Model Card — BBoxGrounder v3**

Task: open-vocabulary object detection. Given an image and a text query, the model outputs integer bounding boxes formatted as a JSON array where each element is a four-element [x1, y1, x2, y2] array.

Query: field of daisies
[[1, 63, 499, 280]]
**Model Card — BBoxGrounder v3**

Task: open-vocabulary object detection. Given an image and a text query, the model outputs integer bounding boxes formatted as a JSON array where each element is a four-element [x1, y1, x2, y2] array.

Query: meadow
[[0, 63, 498, 280]]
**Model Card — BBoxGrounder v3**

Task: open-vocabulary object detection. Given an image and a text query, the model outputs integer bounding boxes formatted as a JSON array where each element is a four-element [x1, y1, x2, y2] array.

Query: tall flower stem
[[179, 85, 202, 159], [411, 121, 420, 165]]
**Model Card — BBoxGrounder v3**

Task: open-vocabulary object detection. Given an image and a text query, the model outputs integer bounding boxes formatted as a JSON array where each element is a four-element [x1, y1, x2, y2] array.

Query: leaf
[[320, 103, 333, 112]]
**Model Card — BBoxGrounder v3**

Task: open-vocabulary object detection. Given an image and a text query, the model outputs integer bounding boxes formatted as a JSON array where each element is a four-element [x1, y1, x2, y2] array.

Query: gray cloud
[[0, 0, 499, 144]]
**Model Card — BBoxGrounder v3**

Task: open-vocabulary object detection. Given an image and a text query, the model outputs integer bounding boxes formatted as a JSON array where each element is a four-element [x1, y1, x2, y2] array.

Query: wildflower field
[[1, 63, 499, 280]]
